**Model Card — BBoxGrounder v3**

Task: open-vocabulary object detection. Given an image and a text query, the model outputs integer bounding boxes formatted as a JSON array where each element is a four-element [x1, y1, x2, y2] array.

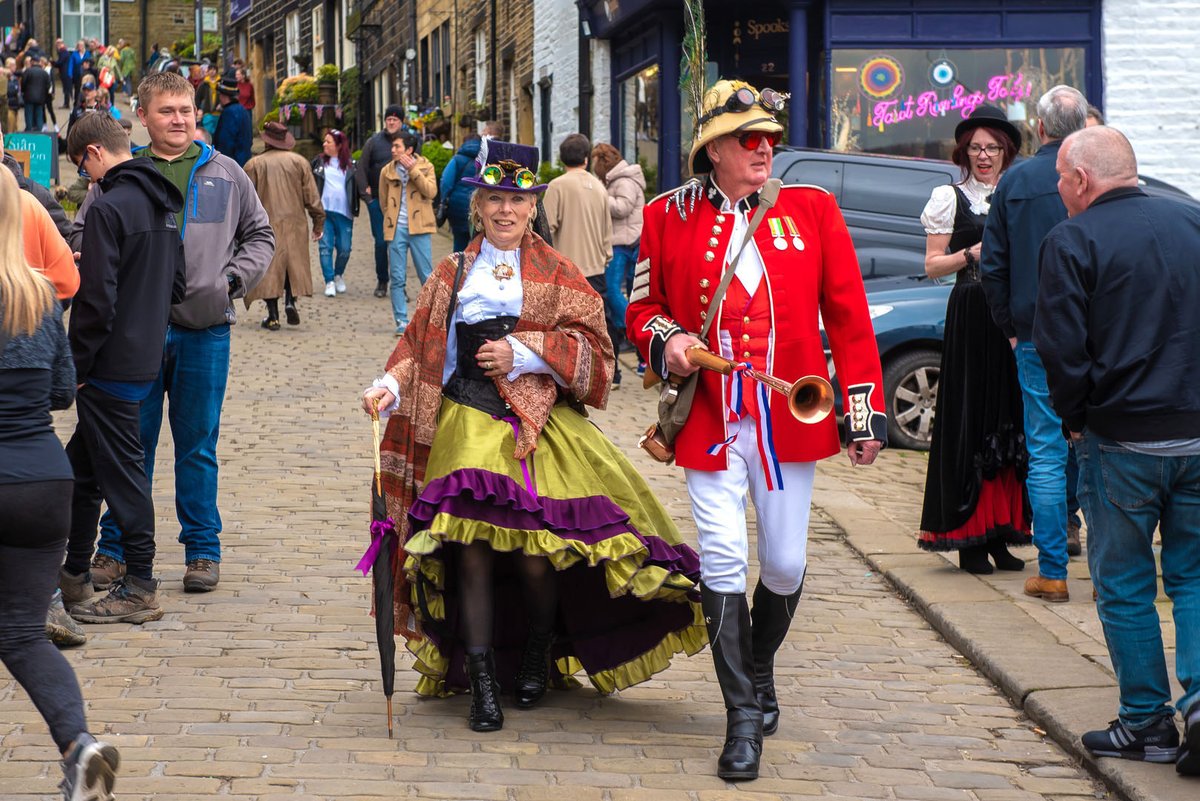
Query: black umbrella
[[358, 407, 402, 738]]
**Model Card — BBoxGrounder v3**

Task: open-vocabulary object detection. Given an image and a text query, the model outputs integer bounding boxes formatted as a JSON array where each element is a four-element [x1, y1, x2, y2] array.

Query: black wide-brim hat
[[954, 104, 1023, 151], [460, 139, 548, 193]]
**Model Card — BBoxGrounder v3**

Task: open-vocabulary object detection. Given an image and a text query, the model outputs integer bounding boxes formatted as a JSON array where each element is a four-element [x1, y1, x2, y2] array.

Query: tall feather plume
[[680, 0, 708, 130], [476, 135, 491, 172]]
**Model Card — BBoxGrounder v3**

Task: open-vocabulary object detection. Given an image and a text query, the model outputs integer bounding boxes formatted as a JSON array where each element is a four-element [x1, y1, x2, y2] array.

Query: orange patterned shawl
[[377, 231, 614, 628]]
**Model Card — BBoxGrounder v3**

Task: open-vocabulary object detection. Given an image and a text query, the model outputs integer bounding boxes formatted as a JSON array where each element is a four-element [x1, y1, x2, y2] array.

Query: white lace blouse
[[920, 176, 996, 235]]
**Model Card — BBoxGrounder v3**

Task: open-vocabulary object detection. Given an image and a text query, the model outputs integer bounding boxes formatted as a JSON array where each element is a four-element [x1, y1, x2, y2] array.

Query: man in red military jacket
[[627, 80, 886, 781]]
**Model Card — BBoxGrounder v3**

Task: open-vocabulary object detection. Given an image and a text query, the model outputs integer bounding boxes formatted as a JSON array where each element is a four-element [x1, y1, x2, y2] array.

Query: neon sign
[[870, 72, 1034, 131]]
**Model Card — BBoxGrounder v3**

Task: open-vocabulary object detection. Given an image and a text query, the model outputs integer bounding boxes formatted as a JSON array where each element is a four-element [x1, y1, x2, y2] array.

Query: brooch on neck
[[492, 263, 515, 282]]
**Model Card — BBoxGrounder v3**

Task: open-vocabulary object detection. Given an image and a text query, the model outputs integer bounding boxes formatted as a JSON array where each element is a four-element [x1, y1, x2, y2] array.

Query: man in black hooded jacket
[[57, 111, 186, 625]]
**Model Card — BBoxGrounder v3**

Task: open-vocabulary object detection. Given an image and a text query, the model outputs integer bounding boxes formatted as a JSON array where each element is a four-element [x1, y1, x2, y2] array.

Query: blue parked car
[[775, 147, 1193, 449]]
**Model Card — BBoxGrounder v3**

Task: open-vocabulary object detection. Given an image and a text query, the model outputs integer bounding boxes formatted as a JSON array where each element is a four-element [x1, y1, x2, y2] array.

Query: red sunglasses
[[737, 130, 782, 151]]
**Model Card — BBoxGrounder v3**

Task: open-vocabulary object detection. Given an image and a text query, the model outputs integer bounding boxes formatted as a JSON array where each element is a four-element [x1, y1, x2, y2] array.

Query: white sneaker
[[59, 735, 119, 801], [334, 276, 347, 293], [324, 281, 336, 297]]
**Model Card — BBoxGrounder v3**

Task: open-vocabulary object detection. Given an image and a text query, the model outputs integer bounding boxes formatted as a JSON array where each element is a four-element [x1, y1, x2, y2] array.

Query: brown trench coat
[[243, 148, 325, 304]]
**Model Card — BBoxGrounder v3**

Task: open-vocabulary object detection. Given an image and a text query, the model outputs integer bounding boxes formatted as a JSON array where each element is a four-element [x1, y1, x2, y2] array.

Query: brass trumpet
[[684, 346, 835, 424]]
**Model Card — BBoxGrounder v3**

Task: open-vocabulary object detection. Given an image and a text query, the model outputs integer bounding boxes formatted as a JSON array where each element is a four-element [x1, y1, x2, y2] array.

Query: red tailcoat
[[627, 178, 887, 471]]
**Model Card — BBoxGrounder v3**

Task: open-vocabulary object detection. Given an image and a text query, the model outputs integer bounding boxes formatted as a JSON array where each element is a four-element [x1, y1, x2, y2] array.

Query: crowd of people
[[913, 84, 1199, 775], [0, 28, 1197, 797]]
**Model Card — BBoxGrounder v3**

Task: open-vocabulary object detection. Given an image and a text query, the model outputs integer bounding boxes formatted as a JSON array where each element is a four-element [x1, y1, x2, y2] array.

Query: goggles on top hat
[[480, 159, 537, 190], [698, 87, 790, 127]]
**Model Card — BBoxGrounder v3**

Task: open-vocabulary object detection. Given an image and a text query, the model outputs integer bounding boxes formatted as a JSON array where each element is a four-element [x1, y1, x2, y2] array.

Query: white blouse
[[370, 240, 563, 413], [920, 176, 995, 235], [442, 239, 563, 386], [320, 158, 350, 218]]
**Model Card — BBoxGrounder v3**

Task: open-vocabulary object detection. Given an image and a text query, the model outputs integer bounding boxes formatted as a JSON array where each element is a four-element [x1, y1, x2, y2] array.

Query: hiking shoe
[[59, 568, 93, 609], [70, 576, 164, 624], [59, 733, 119, 801], [373, 280, 388, 298], [1082, 716, 1179, 762], [1179, 703, 1200, 776], [183, 559, 220, 592], [1067, 520, 1083, 557], [46, 590, 87, 647], [90, 554, 126, 590]]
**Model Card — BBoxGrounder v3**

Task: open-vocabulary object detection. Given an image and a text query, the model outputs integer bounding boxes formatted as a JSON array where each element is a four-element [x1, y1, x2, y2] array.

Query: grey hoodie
[[72, 140, 274, 329]]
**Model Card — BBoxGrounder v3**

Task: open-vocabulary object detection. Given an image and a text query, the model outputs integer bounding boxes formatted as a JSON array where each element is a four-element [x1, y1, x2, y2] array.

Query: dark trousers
[[65, 385, 156, 578], [0, 480, 88, 752], [60, 75, 73, 107], [587, 274, 622, 382]]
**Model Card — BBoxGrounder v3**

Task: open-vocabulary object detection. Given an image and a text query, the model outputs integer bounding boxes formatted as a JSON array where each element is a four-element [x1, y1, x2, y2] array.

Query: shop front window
[[620, 64, 660, 192], [830, 47, 1085, 158]]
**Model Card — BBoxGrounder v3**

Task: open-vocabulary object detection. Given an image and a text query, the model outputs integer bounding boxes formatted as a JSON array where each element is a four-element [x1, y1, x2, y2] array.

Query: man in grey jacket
[[71, 71, 274, 594]]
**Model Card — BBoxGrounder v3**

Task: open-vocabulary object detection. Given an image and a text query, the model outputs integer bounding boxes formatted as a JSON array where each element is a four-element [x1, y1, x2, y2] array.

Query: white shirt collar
[[478, 238, 521, 266]]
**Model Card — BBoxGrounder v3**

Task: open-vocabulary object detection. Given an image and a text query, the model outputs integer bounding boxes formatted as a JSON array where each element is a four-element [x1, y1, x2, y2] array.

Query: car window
[[841, 163, 950, 217], [781, 159, 843, 201]]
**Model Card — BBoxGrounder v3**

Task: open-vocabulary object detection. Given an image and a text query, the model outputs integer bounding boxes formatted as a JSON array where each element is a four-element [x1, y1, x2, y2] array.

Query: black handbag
[[639, 179, 782, 463], [434, 196, 450, 228]]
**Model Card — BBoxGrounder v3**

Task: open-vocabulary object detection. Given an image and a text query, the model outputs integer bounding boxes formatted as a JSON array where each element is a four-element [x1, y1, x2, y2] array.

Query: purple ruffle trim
[[407, 468, 700, 577]]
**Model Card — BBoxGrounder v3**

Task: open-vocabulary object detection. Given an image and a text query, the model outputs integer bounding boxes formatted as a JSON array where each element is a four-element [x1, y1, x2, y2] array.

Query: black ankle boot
[[958, 544, 994, 574], [465, 651, 503, 732], [701, 584, 763, 780], [751, 578, 803, 737], [513, 630, 554, 708], [987, 538, 1025, 571]]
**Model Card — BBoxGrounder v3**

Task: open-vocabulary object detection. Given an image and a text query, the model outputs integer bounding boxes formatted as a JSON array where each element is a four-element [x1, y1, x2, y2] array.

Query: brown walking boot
[[1024, 575, 1069, 603], [90, 554, 126, 590], [183, 559, 220, 592], [58, 568, 93, 610], [70, 576, 164, 624], [1066, 520, 1083, 557]]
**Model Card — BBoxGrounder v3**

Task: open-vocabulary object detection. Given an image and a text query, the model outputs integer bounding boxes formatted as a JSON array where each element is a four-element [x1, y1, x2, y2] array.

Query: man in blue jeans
[[1035, 125, 1200, 774], [71, 72, 274, 593], [981, 84, 1087, 603]]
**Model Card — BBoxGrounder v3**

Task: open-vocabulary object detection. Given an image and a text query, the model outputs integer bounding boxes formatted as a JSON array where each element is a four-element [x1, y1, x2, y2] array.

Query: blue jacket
[[981, 140, 1068, 341], [68, 51, 83, 80], [439, 138, 480, 229], [1034, 187, 1200, 441], [212, 101, 253, 167]]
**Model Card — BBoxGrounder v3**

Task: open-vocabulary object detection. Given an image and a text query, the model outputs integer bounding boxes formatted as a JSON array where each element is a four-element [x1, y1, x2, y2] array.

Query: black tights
[[264, 275, 296, 320], [458, 542, 558, 654]]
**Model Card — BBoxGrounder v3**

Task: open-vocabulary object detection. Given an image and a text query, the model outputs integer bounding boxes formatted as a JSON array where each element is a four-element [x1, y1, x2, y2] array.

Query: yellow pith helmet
[[688, 79, 786, 175]]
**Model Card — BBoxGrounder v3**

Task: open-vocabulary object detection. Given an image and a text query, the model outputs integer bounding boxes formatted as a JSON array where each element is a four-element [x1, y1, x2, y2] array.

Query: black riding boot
[[514, 630, 554, 708], [465, 650, 504, 732], [701, 583, 763, 781], [751, 578, 803, 737]]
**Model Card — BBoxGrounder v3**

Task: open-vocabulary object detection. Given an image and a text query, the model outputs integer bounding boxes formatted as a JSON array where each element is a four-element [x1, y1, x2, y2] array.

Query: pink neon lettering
[[870, 71, 1035, 132]]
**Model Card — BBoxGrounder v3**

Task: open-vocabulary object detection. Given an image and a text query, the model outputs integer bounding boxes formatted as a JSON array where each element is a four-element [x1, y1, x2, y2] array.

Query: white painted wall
[[533, 0, 577, 165], [1103, 0, 1200, 196]]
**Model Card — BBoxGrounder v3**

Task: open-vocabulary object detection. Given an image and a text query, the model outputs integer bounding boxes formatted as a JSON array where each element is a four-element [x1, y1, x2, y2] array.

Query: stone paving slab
[[815, 444, 1190, 801], [0, 222, 1110, 799]]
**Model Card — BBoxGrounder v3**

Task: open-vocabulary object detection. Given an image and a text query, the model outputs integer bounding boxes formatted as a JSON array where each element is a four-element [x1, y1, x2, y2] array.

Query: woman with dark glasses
[[360, 140, 704, 735]]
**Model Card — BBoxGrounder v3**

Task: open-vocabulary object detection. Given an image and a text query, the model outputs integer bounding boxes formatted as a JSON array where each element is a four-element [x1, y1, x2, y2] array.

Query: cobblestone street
[[0, 224, 1108, 800]]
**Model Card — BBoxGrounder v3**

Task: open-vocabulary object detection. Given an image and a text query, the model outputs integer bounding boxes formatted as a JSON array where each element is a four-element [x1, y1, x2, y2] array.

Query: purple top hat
[[461, 139, 548, 193]]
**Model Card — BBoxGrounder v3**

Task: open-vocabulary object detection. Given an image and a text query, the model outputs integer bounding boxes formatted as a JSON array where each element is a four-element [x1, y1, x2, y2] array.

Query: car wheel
[[882, 349, 940, 451]]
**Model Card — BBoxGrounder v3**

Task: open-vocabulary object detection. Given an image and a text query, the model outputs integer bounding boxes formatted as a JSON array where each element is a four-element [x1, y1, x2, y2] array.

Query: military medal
[[783, 216, 804, 251], [493, 263, 515, 282], [768, 218, 787, 250]]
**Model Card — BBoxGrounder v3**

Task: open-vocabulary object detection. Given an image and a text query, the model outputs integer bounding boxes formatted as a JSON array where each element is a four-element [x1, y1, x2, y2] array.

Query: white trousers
[[684, 416, 816, 595]]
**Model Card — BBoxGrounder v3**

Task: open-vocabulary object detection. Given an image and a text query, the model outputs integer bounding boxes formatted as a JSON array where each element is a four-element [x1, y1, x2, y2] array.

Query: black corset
[[948, 185, 988, 283], [442, 316, 520, 418]]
